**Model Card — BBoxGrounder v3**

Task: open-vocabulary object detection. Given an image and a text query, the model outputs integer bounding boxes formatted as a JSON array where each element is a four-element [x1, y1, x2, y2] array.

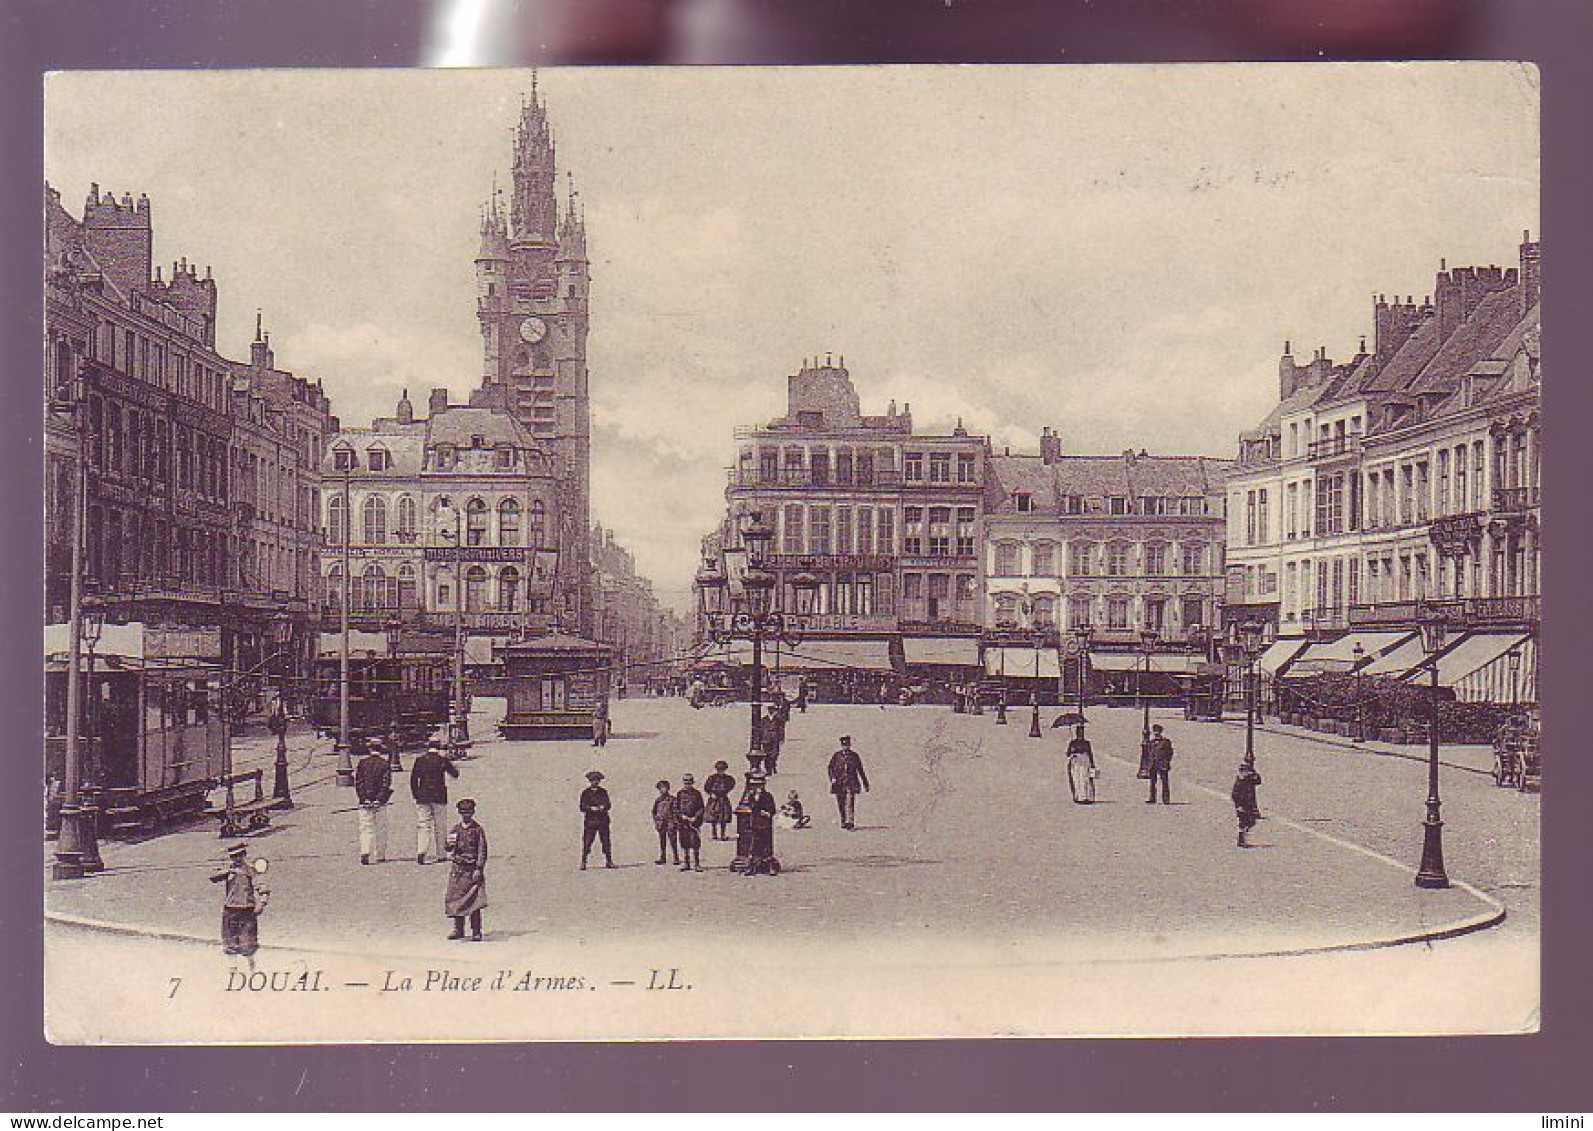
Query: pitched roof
[[987, 453, 1230, 514]]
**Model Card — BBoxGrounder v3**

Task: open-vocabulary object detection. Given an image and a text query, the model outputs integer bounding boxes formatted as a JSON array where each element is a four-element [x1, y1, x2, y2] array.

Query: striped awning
[[1257, 638, 1308, 676], [1399, 631, 1533, 695], [714, 638, 896, 673], [1088, 652, 1202, 674]]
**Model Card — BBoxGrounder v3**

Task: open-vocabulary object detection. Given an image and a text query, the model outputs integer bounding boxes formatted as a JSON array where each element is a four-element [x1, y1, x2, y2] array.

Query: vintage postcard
[[41, 64, 1540, 1044]]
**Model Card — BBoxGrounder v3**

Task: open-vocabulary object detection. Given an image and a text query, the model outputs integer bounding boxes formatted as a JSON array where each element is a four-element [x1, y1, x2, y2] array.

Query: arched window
[[325, 564, 343, 610], [528, 500, 546, 547], [397, 563, 418, 611], [361, 495, 387, 543], [396, 495, 417, 540], [465, 566, 488, 612], [55, 338, 73, 395], [327, 494, 348, 545], [1032, 595, 1056, 628], [499, 499, 523, 545], [466, 498, 489, 547], [358, 563, 387, 611], [499, 566, 520, 612]]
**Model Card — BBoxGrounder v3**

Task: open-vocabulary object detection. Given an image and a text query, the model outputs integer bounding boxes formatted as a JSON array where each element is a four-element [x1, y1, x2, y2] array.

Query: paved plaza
[[45, 696, 1539, 1040]]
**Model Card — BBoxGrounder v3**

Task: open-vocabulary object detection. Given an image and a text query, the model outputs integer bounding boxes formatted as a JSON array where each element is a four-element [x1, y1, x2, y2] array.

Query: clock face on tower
[[518, 316, 548, 344]]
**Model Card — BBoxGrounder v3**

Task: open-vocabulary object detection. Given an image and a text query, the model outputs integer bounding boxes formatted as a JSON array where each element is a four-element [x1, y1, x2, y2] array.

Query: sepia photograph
[[40, 63, 1540, 1044]]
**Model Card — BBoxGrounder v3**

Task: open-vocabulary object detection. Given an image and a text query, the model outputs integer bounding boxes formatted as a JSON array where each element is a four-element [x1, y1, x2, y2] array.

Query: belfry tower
[[472, 76, 592, 634]]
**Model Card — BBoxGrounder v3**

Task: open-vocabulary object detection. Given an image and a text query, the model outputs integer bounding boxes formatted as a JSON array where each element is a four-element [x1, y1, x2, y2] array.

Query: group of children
[[649, 775, 810, 870]]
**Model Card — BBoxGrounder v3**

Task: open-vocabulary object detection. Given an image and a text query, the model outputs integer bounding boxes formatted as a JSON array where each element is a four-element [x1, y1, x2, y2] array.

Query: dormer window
[[366, 446, 391, 472], [332, 446, 356, 472], [471, 434, 486, 449], [435, 444, 456, 470], [496, 445, 514, 469], [1015, 492, 1033, 513]]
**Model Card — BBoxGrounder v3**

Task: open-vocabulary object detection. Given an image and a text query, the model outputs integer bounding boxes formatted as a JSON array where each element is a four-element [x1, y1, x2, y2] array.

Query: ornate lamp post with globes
[[1414, 615, 1451, 890], [695, 512, 820, 771]]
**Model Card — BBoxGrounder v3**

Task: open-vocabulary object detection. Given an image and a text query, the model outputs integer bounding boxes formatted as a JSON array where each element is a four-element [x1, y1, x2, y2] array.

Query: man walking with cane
[[826, 735, 870, 830]]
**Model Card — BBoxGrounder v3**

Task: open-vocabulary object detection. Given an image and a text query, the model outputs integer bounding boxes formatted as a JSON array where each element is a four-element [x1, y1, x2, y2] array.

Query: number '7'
[[168, 978, 181, 999]]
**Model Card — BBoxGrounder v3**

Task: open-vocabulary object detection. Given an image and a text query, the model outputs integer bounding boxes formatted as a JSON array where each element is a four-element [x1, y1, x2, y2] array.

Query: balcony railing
[[729, 469, 904, 489], [1492, 486, 1539, 512], [1348, 596, 1540, 629], [1308, 436, 1364, 460]]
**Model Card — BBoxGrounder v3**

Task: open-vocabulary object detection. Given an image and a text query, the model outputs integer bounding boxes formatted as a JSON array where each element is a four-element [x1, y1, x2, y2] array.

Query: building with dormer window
[[319, 390, 560, 657]]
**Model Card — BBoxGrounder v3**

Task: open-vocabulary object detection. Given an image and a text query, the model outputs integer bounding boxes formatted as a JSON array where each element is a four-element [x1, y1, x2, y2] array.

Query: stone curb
[[1218, 718, 1497, 777]]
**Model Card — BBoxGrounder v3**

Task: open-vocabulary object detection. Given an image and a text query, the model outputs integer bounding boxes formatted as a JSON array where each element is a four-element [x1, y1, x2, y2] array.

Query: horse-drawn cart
[[1493, 724, 1541, 792]]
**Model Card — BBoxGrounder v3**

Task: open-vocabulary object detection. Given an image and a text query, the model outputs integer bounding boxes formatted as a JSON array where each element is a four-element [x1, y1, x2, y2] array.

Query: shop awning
[[1087, 652, 1201, 674], [1399, 631, 1533, 694], [1451, 634, 1536, 704], [1257, 638, 1308, 676], [984, 646, 1061, 679], [776, 638, 896, 673], [45, 621, 147, 662], [464, 636, 514, 667], [902, 636, 981, 667], [1359, 635, 1429, 678], [1283, 631, 1415, 678], [317, 630, 391, 658]]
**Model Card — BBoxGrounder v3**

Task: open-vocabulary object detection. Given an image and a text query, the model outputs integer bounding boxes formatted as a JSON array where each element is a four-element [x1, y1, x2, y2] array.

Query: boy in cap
[[444, 799, 488, 940], [703, 761, 735, 841], [672, 773, 705, 872], [652, 779, 680, 866], [579, 770, 615, 870], [210, 843, 264, 970]]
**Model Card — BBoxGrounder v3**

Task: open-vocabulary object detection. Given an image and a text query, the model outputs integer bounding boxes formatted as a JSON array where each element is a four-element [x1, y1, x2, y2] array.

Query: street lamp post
[[267, 611, 295, 805], [334, 470, 354, 787], [79, 608, 106, 874], [1351, 640, 1367, 743], [1139, 628, 1160, 755], [1072, 625, 1094, 723], [1235, 621, 1263, 769], [436, 500, 471, 760], [695, 513, 818, 773], [51, 379, 99, 880], [995, 644, 1008, 725], [1028, 624, 1044, 739], [1415, 617, 1451, 890], [383, 617, 405, 773], [1507, 645, 1523, 712]]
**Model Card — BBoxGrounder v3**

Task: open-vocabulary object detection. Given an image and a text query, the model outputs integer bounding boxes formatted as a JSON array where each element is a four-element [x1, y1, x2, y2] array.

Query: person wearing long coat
[[826, 736, 870, 830], [1232, 763, 1263, 848], [1066, 725, 1097, 804], [703, 761, 735, 841], [736, 771, 779, 876], [444, 799, 488, 941]]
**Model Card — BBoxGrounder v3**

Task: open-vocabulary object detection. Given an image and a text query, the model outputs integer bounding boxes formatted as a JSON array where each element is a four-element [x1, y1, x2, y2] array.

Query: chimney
[[1520, 230, 1541, 313], [1278, 341, 1301, 400], [396, 389, 414, 425], [1040, 427, 1062, 465], [428, 387, 450, 416]]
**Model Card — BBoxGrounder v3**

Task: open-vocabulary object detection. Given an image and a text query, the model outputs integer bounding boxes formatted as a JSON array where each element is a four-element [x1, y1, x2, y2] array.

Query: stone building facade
[[468, 82, 593, 635], [590, 524, 677, 691], [1225, 236, 1541, 646], [319, 391, 558, 649], [718, 357, 989, 640], [44, 182, 336, 675], [983, 438, 1231, 646]]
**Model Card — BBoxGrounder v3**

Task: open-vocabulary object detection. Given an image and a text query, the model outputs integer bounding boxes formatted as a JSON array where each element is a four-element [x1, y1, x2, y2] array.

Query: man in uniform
[[826, 735, 871, 830], [579, 770, 615, 870], [410, 738, 460, 864], [673, 772, 705, 872], [1146, 723, 1175, 804], [354, 737, 393, 864]]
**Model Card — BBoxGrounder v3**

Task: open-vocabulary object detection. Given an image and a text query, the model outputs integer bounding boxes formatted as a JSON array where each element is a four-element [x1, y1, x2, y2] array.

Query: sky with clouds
[[45, 64, 1537, 611]]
